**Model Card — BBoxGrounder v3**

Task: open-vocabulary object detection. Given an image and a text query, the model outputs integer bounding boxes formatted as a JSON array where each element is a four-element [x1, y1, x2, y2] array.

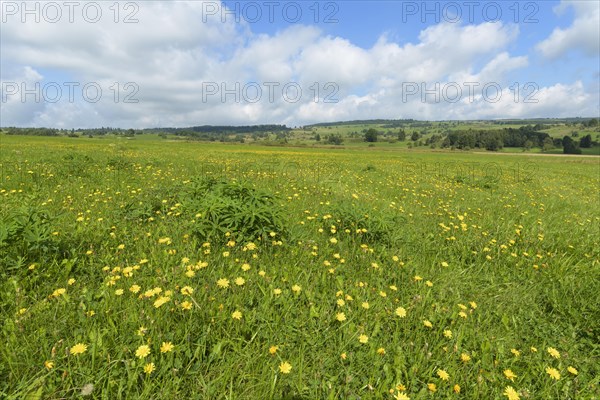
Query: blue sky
[[225, 1, 593, 87], [1, 0, 598, 128]]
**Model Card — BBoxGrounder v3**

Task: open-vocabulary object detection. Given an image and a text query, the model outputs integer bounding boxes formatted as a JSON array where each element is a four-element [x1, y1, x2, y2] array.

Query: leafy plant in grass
[[0, 200, 59, 268], [181, 178, 286, 245], [324, 201, 406, 246], [120, 189, 170, 222]]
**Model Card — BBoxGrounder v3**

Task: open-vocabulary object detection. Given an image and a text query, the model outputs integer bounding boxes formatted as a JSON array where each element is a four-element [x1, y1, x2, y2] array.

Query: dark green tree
[[562, 136, 582, 154], [364, 128, 379, 142], [326, 134, 343, 145], [580, 134, 592, 148], [542, 137, 554, 152]]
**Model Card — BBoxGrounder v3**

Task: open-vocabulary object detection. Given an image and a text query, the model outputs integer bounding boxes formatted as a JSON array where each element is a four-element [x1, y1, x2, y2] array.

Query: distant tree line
[[439, 124, 597, 152], [1, 125, 290, 140], [2, 126, 135, 137], [440, 125, 546, 150], [3, 127, 61, 136], [306, 119, 414, 128], [149, 124, 290, 135]]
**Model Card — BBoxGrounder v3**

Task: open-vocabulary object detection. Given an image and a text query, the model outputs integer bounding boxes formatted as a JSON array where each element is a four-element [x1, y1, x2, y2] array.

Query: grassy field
[[1, 134, 599, 399]]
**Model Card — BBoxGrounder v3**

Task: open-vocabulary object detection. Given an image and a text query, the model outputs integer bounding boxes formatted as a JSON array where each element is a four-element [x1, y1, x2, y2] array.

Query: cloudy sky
[[1, 0, 598, 128]]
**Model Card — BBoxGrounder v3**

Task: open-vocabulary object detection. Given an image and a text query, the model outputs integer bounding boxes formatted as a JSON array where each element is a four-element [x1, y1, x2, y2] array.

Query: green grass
[[1, 134, 599, 399]]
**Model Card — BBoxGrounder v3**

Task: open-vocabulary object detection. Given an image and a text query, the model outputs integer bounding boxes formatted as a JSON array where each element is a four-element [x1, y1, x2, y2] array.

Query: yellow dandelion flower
[[423, 320, 433, 328], [160, 342, 174, 353], [359, 334, 368, 344], [44, 360, 54, 370], [395, 393, 410, 400], [180, 286, 194, 295], [377, 347, 386, 355], [143, 362, 155, 374], [437, 369, 449, 380], [461, 353, 471, 362], [530, 346, 537, 352], [547, 347, 560, 359], [153, 296, 170, 308], [546, 367, 560, 380], [115, 289, 124, 296], [427, 383, 437, 392], [340, 353, 347, 360], [453, 384, 461, 393], [441, 261, 449, 267], [279, 361, 292, 374], [180, 301, 192, 310], [135, 345, 151, 359], [269, 345, 278, 355], [511, 349, 521, 357], [503, 386, 520, 400], [395, 307, 407, 318], [234, 277, 245, 286], [362, 302, 370, 309], [217, 278, 230, 288], [232, 310, 242, 320], [273, 288, 282, 295], [291, 285, 301, 293], [443, 329, 452, 338], [70, 343, 87, 355], [336, 312, 346, 322], [567, 366, 578, 375], [504, 369, 517, 381]]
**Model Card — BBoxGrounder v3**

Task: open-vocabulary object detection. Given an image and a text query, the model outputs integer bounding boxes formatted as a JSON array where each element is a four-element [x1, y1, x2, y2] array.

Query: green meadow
[[1, 134, 599, 399]]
